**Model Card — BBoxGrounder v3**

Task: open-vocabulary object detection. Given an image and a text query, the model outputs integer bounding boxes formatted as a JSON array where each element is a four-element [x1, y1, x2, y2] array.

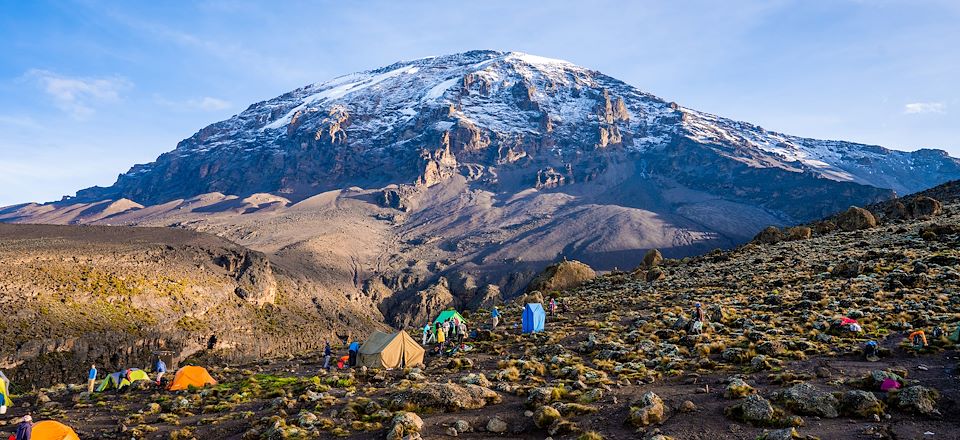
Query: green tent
[[433, 310, 467, 325]]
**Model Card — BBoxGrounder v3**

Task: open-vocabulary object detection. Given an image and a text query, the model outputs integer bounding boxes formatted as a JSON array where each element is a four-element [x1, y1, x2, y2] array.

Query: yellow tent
[[0, 371, 11, 407], [168, 366, 217, 391], [357, 331, 425, 369], [32, 420, 80, 440]]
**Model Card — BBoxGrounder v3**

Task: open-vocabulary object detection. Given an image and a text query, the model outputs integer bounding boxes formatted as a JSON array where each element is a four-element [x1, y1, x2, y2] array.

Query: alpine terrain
[[3, 50, 960, 330]]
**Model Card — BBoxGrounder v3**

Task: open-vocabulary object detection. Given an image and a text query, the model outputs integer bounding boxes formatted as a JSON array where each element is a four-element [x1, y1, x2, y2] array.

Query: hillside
[[1, 181, 957, 439], [0, 224, 384, 389], [3, 51, 959, 328]]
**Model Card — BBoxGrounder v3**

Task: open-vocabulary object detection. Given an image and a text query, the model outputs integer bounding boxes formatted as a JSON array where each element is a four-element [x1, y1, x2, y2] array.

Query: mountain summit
[[71, 50, 957, 212], [4, 50, 960, 325]]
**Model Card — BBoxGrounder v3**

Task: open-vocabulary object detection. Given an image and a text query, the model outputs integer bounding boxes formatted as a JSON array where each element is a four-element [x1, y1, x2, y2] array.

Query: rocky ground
[[1, 190, 959, 439]]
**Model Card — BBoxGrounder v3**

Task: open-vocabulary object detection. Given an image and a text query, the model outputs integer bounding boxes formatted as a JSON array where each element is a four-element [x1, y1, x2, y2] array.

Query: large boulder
[[887, 196, 943, 220], [726, 394, 777, 425], [754, 226, 785, 244], [895, 385, 939, 416], [836, 206, 877, 231], [526, 260, 596, 293], [841, 390, 883, 418], [774, 383, 839, 418], [628, 392, 666, 427], [785, 226, 812, 241], [640, 249, 664, 268], [392, 383, 501, 412]]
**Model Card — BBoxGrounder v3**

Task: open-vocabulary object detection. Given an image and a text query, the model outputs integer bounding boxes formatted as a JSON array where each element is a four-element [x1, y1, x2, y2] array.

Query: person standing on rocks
[[436, 325, 446, 352], [15, 414, 32, 440], [549, 298, 557, 315], [154, 357, 167, 385], [322, 340, 333, 371], [491, 307, 501, 329], [422, 323, 431, 345], [689, 303, 706, 335], [87, 364, 98, 394]]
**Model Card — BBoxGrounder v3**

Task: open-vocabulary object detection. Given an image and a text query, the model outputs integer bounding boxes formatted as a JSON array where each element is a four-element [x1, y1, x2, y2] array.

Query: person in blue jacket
[[491, 307, 501, 329], [348, 341, 360, 367], [155, 357, 167, 384], [87, 364, 98, 393], [322, 340, 332, 371]]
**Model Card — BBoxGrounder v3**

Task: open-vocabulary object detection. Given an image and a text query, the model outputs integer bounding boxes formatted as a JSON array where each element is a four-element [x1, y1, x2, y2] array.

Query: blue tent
[[522, 303, 546, 334]]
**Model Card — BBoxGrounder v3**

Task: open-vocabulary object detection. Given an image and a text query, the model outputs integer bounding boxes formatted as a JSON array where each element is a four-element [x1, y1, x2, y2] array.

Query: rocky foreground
[[2, 190, 960, 439]]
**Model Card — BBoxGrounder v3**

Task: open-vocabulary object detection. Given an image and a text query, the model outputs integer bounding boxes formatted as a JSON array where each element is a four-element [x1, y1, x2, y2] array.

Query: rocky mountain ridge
[[3, 50, 960, 327]]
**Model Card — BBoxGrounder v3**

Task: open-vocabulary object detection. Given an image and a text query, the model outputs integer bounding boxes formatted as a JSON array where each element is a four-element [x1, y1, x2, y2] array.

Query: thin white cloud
[[903, 102, 946, 114], [154, 95, 232, 111], [188, 96, 231, 111], [24, 69, 132, 119]]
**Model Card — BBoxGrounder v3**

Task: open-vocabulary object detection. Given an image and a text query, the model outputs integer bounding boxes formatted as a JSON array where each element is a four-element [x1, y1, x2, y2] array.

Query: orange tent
[[32, 420, 80, 440], [168, 366, 217, 391]]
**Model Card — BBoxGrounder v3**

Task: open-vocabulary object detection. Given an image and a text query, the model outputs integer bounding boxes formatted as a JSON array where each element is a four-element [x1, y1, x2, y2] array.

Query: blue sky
[[1, 0, 958, 206]]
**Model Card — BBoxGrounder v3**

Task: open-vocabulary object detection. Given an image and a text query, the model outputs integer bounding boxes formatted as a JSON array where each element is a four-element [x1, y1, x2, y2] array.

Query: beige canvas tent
[[357, 331, 425, 369]]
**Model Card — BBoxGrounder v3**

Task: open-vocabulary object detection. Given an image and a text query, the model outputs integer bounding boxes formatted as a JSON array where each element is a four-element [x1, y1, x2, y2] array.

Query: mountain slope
[[0, 223, 384, 387], [3, 50, 959, 325]]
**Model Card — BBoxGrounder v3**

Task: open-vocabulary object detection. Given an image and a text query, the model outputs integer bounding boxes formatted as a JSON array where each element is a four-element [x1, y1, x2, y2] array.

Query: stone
[[840, 390, 883, 418], [786, 226, 812, 241], [387, 412, 424, 440], [453, 420, 471, 434], [754, 226, 784, 244], [297, 411, 318, 428], [392, 383, 501, 411], [628, 392, 665, 427], [646, 267, 666, 282], [534, 405, 561, 428], [836, 206, 877, 231], [775, 383, 839, 418], [679, 400, 697, 413], [895, 385, 939, 416], [486, 417, 508, 434], [831, 260, 862, 278], [725, 378, 755, 399], [641, 249, 664, 268], [526, 260, 596, 293], [727, 394, 776, 425]]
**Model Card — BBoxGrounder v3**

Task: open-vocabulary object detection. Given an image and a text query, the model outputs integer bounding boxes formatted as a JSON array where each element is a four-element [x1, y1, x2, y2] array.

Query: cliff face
[[0, 224, 384, 388]]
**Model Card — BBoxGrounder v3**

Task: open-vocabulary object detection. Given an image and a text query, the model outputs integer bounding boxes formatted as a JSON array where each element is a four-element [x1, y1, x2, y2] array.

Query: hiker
[[491, 306, 501, 329], [436, 325, 446, 351], [15, 415, 32, 440], [422, 323, 431, 345], [154, 357, 167, 384], [910, 330, 928, 350], [322, 340, 332, 371], [87, 364, 98, 393], [689, 302, 706, 335], [458, 320, 468, 347], [864, 340, 880, 361], [932, 326, 944, 340], [348, 341, 360, 367], [549, 298, 557, 315]]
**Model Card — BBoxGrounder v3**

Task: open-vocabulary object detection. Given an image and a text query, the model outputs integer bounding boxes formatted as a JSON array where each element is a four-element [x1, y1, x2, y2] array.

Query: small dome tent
[[433, 309, 467, 325], [357, 331, 425, 369], [32, 420, 80, 440], [168, 366, 217, 391], [522, 303, 546, 334]]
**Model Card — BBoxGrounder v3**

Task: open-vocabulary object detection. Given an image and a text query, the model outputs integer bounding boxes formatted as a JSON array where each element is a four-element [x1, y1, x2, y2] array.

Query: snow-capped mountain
[[6, 49, 960, 324], [70, 50, 959, 216]]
